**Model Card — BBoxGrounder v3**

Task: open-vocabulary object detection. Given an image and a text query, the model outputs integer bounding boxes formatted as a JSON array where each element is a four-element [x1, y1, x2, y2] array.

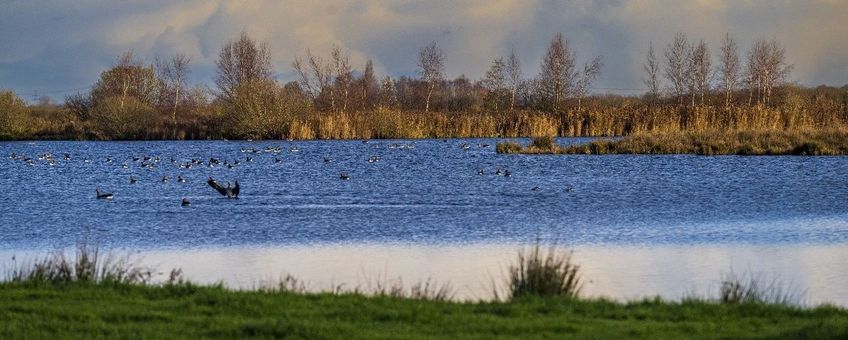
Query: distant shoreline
[[498, 130, 848, 156]]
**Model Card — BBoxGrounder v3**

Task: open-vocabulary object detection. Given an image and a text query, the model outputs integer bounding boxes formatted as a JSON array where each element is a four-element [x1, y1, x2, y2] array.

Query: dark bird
[[478, 169, 485, 176], [324, 157, 332, 163], [129, 175, 138, 184], [177, 175, 186, 183], [95, 188, 114, 200], [564, 185, 574, 192], [274, 156, 282, 163], [531, 186, 541, 192], [339, 172, 350, 180], [504, 170, 512, 177], [207, 177, 240, 198], [162, 175, 169, 183], [181, 197, 191, 207]]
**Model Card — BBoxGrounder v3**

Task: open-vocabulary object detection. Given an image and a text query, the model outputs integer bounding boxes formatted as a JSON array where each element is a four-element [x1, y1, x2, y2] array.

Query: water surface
[[2, 139, 847, 303]]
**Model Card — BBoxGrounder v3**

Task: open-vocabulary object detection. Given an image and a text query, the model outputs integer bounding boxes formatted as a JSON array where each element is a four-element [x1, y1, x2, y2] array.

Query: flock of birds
[[7, 140, 574, 208]]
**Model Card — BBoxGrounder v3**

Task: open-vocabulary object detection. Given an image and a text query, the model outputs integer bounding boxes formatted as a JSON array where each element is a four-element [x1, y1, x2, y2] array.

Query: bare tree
[[643, 41, 661, 102], [91, 51, 157, 110], [379, 76, 397, 109], [746, 38, 792, 105], [418, 41, 445, 112], [690, 40, 711, 105], [331, 45, 352, 113], [360, 59, 379, 110], [214, 32, 274, 102], [292, 49, 332, 103], [719, 33, 741, 108], [574, 56, 603, 111], [155, 53, 190, 131], [537, 33, 577, 113], [482, 57, 507, 111], [664, 32, 691, 105], [506, 49, 521, 111]]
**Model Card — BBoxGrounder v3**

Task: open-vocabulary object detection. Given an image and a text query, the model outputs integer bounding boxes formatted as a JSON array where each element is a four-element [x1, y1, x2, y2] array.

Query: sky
[[1, 0, 846, 102]]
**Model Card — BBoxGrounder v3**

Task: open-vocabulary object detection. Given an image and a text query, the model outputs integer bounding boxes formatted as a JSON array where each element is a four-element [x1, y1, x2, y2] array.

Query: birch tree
[[418, 41, 445, 112]]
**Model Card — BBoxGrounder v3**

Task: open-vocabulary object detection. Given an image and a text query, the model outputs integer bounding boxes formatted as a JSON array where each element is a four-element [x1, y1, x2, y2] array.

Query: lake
[[2, 139, 847, 304]]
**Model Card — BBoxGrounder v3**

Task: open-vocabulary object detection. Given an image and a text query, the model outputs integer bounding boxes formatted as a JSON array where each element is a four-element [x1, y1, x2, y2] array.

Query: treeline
[[1, 31, 847, 140]]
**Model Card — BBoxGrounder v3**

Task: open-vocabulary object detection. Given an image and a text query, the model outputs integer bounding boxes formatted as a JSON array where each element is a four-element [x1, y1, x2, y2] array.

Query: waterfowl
[[478, 169, 485, 176], [162, 175, 169, 183], [181, 198, 191, 207], [339, 172, 350, 180], [129, 176, 138, 184], [207, 177, 240, 198], [177, 175, 186, 183], [95, 188, 114, 200], [531, 186, 541, 192]]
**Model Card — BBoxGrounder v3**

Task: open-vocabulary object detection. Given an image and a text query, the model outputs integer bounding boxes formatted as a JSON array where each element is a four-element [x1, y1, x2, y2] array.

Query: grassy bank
[[1, 283, 846, 339], [2, 243, 847, 338], [498, 130, 848, 155]]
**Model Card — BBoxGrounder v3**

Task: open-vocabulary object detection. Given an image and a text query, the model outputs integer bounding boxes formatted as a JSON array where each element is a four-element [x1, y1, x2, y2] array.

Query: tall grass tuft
[[718, 271, 806, 306], [8, 240, 152, 285], [508, 242, 582, 299], [496, 141, 522, 154], [530, 136, 556, 150]]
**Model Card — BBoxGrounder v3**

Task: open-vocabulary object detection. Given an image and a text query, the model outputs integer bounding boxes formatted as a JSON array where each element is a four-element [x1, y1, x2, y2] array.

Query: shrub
[[508, 242, 581, 299], [530, 136, 556, 150], [496, 141, 523, 153]]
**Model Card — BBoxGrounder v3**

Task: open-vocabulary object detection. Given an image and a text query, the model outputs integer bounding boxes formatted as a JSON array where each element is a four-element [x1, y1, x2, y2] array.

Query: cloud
[[1, 0, 846, 98]]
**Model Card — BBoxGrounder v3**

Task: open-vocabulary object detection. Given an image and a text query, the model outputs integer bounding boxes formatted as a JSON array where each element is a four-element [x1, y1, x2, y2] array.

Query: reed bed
[[499, 130, 848, 155]]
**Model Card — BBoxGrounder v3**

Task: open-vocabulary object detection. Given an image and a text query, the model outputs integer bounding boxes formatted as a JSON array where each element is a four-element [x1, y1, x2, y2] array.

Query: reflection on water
[[5, 243, 846, 305]]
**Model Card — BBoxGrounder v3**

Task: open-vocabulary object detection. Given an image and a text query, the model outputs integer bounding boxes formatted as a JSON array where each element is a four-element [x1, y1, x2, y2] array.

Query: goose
[[181, 197, 191, 207], [207, 177, 240, 198], [95, 188, 114, 200]]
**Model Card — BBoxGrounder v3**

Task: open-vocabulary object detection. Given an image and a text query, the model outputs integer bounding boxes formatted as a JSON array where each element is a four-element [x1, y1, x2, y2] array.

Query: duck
[[177, 175, 186, 183], [339, 172, 350, 180], [181, 197, 191, 207], [95, 188, 114, 200], [531, 186, 541, 192], [129, 175, 138, 184], [161, 175, 169, 183]]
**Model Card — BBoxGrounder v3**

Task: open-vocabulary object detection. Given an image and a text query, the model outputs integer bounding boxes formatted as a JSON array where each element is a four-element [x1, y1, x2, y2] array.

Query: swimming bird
[[181, 197, 191, 207], [177, 175, 186, 183], [207, 177, 240, 198], [129, 175, 138, 184], [478, 169, 485, 176], [95, 188, 114, 200], [531, 186, 541, 192], [339, 172, 350, 180], [162, 175, 169, 183]]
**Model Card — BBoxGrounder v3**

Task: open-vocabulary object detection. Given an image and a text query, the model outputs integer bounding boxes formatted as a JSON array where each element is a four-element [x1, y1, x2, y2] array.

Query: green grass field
[[1, 283, 846, 339]]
